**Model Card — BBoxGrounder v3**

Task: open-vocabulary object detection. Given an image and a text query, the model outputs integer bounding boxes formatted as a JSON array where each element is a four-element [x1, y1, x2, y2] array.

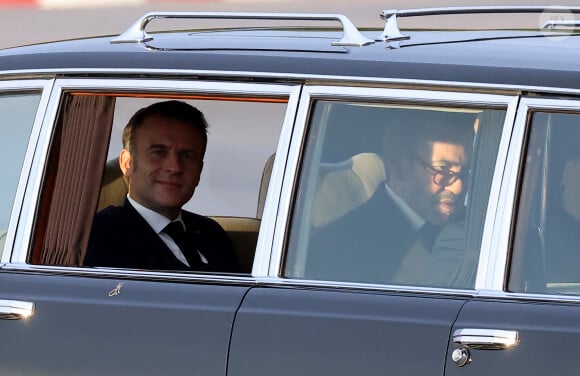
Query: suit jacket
[[306, 185, 420, 284], [84, 199, 240, 273]]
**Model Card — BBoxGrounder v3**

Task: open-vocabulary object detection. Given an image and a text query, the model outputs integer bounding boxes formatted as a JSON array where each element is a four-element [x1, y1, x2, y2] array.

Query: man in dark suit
[[84, 100, 239, 273], [305, 110, 474, 285]]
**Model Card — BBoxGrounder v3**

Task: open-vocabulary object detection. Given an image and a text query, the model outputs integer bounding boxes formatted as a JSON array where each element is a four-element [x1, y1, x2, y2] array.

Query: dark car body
[[1, 6, 580, 375]]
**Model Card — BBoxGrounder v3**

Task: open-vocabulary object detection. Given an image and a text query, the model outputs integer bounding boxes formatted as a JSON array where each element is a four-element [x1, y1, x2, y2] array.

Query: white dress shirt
[[127, 196, 208, 266]]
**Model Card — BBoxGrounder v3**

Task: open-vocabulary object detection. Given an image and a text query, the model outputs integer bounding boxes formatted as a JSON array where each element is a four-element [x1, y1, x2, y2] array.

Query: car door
[[445, 98, 580, 375], [228, 86, 518, 376], [0, 77, 299, 375]]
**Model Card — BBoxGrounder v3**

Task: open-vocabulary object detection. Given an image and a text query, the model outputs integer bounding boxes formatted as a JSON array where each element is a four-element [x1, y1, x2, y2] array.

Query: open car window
[[30, 90, 288, 274]]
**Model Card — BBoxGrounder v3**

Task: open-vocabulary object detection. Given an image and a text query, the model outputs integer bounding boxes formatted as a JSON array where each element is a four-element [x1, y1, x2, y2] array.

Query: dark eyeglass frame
[[415, 156, 468, 187]]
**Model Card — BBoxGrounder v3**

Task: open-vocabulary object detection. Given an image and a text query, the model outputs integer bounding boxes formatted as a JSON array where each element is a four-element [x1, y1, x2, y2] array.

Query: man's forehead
[[429, 141, 468, 164]]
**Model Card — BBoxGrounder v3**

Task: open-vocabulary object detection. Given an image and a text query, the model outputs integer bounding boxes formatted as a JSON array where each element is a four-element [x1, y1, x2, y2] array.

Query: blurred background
[[0, 0, 578, 50]]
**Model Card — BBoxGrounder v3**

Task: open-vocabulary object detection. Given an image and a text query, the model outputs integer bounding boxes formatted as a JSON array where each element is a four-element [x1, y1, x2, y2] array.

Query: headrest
[[257, 153, 275, 219], [97, 158, 127, 212], [312, 152, 385, 227]]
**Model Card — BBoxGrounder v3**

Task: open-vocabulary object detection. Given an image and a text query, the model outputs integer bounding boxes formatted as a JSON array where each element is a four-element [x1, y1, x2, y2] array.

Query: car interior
[[286, 101, 507, 289], [95, 154, 275, 274], [29, 93, 286, 272]]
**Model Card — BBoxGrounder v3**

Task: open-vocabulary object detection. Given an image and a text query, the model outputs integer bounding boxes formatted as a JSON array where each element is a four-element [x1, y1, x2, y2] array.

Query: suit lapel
[[123, 200, 190, 270]]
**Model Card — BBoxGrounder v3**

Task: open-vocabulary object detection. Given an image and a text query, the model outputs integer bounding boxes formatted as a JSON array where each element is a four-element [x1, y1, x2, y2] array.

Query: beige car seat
[[312, 152, 385, 228]]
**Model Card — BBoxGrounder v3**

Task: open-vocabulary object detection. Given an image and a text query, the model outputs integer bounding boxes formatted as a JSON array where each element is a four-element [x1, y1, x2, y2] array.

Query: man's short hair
[[122, 100, 209, 154]]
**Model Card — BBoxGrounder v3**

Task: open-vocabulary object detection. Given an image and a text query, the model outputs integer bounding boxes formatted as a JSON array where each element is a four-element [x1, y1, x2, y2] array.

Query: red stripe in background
[[0, 0, 37, 6]]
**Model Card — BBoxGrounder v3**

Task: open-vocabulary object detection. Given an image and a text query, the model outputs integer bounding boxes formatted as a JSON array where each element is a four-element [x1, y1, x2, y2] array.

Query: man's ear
[[193, 160, 204, 187], [119, 149, 132, 177]]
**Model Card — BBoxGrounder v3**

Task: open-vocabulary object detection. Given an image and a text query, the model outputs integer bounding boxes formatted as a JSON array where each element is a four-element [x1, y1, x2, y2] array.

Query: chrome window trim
[[472, 289, 580, 305], [9, 78, 301, 281], [269, 85, 518, 292], [1, 263, 256, 284], [256, 275, 479, 297], [2, 68, 580, 98], [473, 96, 520, 289], [0, 79, 55, 264], [252, 86, 302, 276], [485, 97, 580, 292]]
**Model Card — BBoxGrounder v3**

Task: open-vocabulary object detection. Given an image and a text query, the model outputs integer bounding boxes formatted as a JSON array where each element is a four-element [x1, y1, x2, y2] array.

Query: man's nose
[[164, 152, 182, 172], [445, 177, 463, 194]]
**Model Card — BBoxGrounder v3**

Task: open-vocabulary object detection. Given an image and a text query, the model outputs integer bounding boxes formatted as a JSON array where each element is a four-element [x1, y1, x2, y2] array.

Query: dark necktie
[[419, 222, 441, 251], [162, 221, 202, 268]]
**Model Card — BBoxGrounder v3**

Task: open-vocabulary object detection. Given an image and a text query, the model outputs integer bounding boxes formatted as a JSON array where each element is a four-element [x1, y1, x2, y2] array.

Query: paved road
[[0, 0, 577, 49]]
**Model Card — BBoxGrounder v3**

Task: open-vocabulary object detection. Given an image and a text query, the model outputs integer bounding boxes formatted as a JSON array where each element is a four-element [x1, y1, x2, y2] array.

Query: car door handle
[[0, 300, 34, 320], [453, 328, 519, 350]]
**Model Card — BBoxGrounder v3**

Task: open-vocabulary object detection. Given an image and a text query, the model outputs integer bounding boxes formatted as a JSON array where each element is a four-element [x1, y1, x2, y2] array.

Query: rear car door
[[446, 98, 580, 375], [228, 86, 518, 376], [0, 77, 298, 375]]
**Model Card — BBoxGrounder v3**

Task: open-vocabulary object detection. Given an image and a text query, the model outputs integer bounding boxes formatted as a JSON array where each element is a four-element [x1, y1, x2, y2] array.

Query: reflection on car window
[[0, 93, 40, 259], [510, 112, 580, 296], [285, 100, 506, 289]]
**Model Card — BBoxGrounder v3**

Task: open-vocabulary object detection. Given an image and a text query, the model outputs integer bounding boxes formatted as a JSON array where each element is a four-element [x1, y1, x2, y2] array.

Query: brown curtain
[[38, 94, 115, 266]]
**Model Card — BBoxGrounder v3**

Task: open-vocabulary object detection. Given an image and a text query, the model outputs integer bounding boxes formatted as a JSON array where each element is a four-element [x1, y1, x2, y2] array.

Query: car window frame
[[492, 97, 580, 298], [4, 77, 302, 282], [0, 79, 54, 264], [263, 84, 519, 294]]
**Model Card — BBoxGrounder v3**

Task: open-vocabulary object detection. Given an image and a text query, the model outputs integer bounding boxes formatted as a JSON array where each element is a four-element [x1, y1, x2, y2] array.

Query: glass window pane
[[510, 111, 580, 295], [0, 92, 41, 256], [285, 100, 506, 289]]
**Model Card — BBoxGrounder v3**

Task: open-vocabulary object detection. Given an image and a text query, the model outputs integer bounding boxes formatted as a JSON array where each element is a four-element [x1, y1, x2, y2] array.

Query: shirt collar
[[383, 182, 425, 231], [127, 195, 184, 234]]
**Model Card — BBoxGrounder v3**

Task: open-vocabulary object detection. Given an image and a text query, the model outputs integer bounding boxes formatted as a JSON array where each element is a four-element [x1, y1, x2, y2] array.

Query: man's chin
[[434, 207, 455, 224]]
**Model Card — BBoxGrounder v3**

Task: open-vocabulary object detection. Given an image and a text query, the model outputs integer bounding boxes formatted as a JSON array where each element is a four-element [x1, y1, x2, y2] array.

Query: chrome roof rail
[[378, 5, 580, 42], [542, 20, 580, 29], [111, 11, 374, 47]]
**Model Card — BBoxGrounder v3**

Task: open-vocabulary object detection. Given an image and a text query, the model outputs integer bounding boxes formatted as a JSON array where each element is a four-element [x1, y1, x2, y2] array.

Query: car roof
[[1, 9, 580, 91]]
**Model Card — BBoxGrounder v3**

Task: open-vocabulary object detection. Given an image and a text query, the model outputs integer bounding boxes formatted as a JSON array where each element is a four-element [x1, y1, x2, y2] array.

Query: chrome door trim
[[0, 79, 55, 264], [10, 78, 301, 275], [267, 85, 518, 282], [483, 97, 580, 291]]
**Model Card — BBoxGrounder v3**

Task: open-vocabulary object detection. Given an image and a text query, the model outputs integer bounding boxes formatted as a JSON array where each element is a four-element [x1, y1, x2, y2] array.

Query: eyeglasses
[[416, 156, 467, 187]]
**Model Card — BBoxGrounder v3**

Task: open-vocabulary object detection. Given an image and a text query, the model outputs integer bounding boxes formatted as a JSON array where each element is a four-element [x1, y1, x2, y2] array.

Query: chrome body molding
[[10, 263, 580, 304], [2, 263, 255, 284]]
